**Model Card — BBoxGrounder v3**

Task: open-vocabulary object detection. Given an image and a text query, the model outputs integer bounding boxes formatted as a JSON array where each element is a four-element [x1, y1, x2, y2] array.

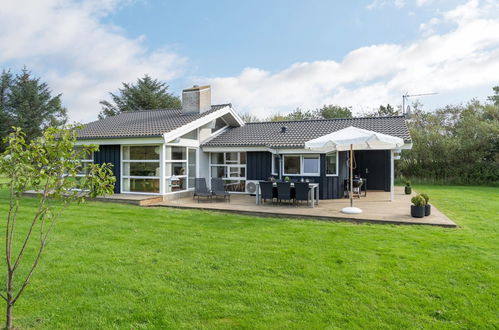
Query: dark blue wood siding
[[246, 151, 272, 180], [246, 151, 347, 200], [94, 145, 121, 193], [353, 150, 391, 191], [245, 150, 392, 199]]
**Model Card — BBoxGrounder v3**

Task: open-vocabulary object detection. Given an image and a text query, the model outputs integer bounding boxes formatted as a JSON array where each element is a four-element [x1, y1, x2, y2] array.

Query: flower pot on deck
[[405, 186, 412, 194], [411, 205, 425, 218], [425, 204, 431, 216]]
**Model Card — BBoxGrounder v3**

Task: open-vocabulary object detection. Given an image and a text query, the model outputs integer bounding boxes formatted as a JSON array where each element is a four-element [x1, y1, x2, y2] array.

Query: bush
[[420, 193, 430, 204], [411, 194, 426, 207]]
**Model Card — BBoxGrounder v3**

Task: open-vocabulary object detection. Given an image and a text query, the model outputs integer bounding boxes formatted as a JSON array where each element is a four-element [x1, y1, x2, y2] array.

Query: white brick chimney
[[182, 85, 211, 114]]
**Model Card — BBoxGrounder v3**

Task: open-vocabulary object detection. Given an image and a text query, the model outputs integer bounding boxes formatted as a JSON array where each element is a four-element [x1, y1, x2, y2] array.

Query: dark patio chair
[[277, 182, 292, 205], [211, 178, 230, 201], [259, 181, 276, 204], [194, 178, 212, 202], [294, 182, 310, 206]]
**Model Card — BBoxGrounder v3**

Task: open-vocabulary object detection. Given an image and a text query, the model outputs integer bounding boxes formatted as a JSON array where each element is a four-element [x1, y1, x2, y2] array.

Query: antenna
[[402, 92, 438, 117]]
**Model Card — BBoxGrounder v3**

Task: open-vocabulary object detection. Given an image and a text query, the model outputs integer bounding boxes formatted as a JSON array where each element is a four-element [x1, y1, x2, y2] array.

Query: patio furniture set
[[255, 181, 320, 208], [193, 178, 230, 202]]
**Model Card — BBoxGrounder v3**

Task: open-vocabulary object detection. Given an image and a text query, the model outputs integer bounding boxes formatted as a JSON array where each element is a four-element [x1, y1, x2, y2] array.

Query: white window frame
[[209, 152, 247, 193], [325, 152, 339, 177], [164, 146, 197, 194], [121, 145, 162, 195], [271, 154, 279, 175], [75, 150, 94, 178], [283, 155, 320, 177]]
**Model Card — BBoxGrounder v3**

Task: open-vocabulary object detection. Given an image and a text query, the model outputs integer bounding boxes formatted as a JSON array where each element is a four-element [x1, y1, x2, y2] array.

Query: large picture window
[[122, 145, 160, 193], [210, 152, 246, 192], [283, 155, 320, 176]]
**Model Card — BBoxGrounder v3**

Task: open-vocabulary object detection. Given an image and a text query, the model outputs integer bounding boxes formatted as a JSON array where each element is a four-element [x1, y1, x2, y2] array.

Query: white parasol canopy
[[305, 126, 404, 213], [304, 126, 404, 152]]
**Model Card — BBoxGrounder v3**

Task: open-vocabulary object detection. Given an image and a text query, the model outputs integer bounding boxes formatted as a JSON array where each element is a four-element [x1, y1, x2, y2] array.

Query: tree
[[0, 71, 13, 150], [0, 126, 115, 329], [398, 100, 499, 184], [487, 86, 499, 106], [317, 104, 353, 119], [266, 113, 289, 122], [364, 104, 401, 117], [267, 108, 318, 122], [239, 113, 261, 123], [0, 68, 67, 150], [99, 75, 181, 119]]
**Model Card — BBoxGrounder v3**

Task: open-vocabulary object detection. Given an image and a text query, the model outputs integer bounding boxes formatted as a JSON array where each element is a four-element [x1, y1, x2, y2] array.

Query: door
[[354, 150, 389, 191]]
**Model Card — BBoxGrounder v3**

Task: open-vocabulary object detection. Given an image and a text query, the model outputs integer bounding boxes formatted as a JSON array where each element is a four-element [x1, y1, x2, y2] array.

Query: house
[[76, 85, 412, 200]]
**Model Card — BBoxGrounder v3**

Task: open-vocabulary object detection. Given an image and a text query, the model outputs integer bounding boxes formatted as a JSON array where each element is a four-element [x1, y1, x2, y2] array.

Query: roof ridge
[[247, 115, 406, 125]]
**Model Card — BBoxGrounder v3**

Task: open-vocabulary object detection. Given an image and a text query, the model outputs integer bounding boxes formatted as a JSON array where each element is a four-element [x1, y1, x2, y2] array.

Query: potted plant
[[410, 194, 426, 218], [421, 193, 431, 216], [405, 181, 412, 194], [284, 176, 290, 182]]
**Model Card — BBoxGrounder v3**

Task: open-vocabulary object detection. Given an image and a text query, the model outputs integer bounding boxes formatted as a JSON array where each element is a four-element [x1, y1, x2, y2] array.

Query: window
[[212, 118, 227, 133], [283, 155, 320, 176], [70, 147, 94, 189], [283, 156, 301, 175], [326, 153, 338, 176], [210, 152, 246, 192], [272, 154, 279, 175], [188, 149, 196, 188], [303, 156, 320, 175], [165, 146, 196, 193], [74, 146, 94, 176], [122, 145, 160, 193], [180, 129, 198, 140]]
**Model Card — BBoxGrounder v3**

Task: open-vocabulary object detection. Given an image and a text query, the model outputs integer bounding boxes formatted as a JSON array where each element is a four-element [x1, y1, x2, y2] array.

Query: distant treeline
[[398, 91, 499, 185], [243, 87, 499, 186]]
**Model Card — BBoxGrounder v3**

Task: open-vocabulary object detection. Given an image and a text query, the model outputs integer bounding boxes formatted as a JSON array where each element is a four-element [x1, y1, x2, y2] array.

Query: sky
[[0, 0, 498, 122]]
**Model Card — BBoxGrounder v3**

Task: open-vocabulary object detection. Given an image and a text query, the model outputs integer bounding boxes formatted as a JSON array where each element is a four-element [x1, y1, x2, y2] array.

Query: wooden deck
[[150, 187, 457, 227], [23, 191, 162, 206]]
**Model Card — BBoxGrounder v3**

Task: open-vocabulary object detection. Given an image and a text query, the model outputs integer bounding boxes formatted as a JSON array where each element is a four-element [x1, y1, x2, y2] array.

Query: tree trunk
[[6, 271, 13, 330], [6, 302, 13, 330]]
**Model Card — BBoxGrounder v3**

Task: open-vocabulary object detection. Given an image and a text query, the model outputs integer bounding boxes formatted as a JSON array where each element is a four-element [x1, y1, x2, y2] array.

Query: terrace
[[149, 187, 457, 227]]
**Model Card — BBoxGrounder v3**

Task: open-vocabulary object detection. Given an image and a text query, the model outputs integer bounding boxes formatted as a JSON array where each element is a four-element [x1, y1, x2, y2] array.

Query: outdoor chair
[[294, 182, 310, 206], [194, 178, 212, 202], [277, 182, 293, 205], [211, 178, 230, 201], [259, 181, 276, 204]]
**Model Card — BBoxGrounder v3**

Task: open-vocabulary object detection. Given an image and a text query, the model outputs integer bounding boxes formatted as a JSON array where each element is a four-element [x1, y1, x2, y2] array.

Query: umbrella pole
[[350, 144, 353, 208]]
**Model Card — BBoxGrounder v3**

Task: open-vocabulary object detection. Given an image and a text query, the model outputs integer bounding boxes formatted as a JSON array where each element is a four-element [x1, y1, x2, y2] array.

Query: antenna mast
[[402, 92, 437, 117]]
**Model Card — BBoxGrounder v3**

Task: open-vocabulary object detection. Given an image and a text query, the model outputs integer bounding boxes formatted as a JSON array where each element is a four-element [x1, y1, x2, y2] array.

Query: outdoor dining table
[[255, 182, 320, 208]]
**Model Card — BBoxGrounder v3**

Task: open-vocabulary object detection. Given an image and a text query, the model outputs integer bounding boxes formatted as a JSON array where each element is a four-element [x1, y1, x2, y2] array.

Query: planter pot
[[411, 205, 425, 218], [405, 186, 412, 194], [425, 204, 431, 216]]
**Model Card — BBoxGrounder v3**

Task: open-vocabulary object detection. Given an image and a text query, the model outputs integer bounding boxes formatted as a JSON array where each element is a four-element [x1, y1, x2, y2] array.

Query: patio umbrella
[[304, 126, 404, 214]]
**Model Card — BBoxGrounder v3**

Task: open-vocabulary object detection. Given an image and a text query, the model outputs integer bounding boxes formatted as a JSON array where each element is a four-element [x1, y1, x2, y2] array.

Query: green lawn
[[0, 185, 497, 329]]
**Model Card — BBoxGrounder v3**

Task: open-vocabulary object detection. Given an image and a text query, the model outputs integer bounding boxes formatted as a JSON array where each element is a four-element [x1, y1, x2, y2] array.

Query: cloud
[[204, 0, 499, 118], [0, 0, 186, 122], [366, 0, 406, 10]]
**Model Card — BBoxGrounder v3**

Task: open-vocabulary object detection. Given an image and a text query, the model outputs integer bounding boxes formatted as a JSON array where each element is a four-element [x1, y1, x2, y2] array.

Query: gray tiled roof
[[203, 116, 411, 148], [77, 104, 230, 139]]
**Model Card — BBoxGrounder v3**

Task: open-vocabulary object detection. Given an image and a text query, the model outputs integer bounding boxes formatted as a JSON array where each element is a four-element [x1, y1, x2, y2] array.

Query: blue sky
[[0, 0, 498, 121]]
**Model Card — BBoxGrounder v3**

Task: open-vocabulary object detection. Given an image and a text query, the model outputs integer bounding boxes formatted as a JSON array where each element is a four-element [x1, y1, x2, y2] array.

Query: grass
[[0, 185, 497, 329]]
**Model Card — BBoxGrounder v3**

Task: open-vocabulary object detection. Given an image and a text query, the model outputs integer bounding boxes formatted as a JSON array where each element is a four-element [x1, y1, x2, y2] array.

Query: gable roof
[[77, 104, 231, 140], [202, 116, 411, 148]]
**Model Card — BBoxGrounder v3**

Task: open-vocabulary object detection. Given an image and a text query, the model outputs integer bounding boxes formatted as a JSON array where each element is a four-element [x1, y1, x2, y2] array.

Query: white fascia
[[75, 137, 164, 145]]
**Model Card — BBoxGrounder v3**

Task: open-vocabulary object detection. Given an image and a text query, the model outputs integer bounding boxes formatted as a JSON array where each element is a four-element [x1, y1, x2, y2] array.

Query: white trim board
[[76, 137, 164, 145]]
